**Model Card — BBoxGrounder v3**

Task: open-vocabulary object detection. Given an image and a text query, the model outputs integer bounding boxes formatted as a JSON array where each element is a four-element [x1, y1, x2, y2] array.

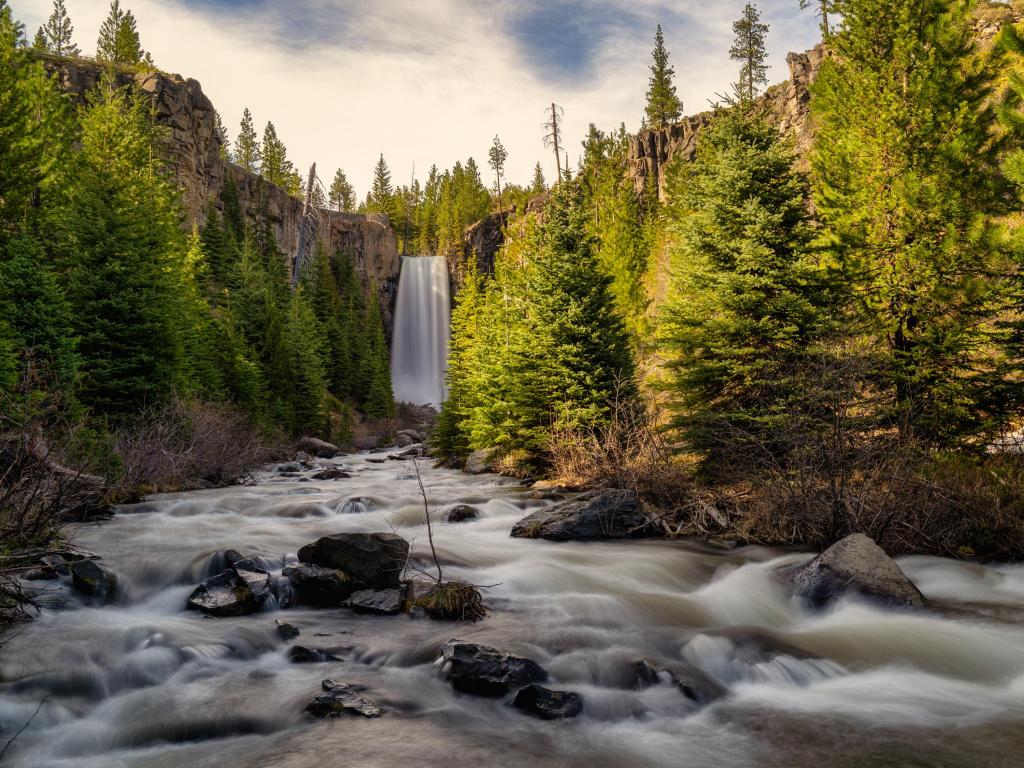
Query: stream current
[[3, 451, 1024, 767]]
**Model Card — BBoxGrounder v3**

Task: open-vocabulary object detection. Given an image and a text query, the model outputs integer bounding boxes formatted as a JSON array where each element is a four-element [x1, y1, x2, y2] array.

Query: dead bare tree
[[543, 103, 564, 184]]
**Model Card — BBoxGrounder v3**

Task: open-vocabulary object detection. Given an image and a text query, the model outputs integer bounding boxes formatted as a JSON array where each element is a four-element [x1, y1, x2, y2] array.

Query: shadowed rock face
[[44, 56, 400, 332], [788, 533, 926, 609], [441, 641, 548, 697], [297, 532, 410, 590]]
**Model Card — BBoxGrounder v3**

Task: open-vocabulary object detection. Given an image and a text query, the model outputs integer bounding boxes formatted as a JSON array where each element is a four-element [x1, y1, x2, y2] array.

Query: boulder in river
[[307, 679, 382, 718], [298, 532, 409, 590], [788, 533, 925, 609], [295, 437, 341, 459], [440, 640, 547, 697], [312, 467, 351, 480], [70, 559, 118, 603], [282, 563, 355, 606], [275, 620, 300, 640], [346, 588, 403, 615], [288, 645, 340, 664], [444, 504, 479, 523], [512, 684, 583, 719], [510, 489, 658, 541], [187, 563, 271, 617]]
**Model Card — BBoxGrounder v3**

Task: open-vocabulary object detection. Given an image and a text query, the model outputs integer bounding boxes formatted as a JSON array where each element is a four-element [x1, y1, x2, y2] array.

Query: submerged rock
[[440, 640, 547, 697], [510, 490, 657, 541], [444, 504, 479, 523], [69, 560, 118, 603], [307, 679, 381, 718], [512, 684, 583, 719], [298, 532, 409, 590], [788, 533, 925, 609], [187, 563, 271, 617], [346, 588, 403, 615], [288, 645, 340, 664], [282, 563, 354, 606]]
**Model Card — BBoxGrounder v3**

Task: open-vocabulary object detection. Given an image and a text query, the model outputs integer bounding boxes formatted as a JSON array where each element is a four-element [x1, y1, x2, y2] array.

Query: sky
[[11, 0, 822, 198]]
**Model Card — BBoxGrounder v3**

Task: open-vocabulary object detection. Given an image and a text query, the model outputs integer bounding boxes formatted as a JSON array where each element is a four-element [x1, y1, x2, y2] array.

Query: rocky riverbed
[[2, 450, 1024, 767]]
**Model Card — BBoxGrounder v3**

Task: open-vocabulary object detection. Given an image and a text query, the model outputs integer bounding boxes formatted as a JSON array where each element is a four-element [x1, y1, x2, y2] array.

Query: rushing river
[[3, 451, 1024, 768]]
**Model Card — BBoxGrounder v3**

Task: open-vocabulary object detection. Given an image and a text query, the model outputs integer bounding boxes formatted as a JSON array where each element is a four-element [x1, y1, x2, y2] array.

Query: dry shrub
[[547, 394, 694, 510], [111, 396, 282, 497], [411, 582, 488, 622]]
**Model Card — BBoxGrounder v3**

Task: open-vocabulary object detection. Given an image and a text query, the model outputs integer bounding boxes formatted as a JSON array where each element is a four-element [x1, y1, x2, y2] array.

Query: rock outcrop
[[628, 44, 826, 201], [45, 57, 400, 329]]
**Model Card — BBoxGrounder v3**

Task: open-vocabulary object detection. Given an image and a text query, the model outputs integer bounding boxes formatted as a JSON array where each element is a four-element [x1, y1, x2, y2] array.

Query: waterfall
[[390, 255, 451, 408]]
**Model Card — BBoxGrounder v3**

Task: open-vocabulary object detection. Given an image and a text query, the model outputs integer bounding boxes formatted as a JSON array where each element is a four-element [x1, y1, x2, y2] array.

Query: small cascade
[[390, 255, 451, 408]]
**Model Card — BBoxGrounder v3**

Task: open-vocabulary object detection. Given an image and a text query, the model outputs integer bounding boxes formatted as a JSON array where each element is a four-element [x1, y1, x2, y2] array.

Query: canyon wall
[[47, 58, 400, 327]]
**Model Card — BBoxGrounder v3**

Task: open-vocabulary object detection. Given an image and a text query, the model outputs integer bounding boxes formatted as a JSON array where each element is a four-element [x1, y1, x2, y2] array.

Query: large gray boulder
[[346, 588, 403, 615], [440, 640, 547, 697], [296, 437, 341, 459], [788, 533, 925, 609], [187, 562, 271, 617], [510, 489, 657, 541], [282, 563, 355, 606], [298, 533, 409, 590], [464, 448, 495, 475]]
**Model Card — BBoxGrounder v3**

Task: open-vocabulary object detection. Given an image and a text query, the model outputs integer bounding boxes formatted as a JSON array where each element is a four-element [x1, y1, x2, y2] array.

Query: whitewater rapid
[[2, 451, 1024, 767]]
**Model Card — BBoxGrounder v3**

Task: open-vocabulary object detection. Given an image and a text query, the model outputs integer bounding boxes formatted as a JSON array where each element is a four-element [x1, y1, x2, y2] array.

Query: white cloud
[[11, 0, 821, 198]]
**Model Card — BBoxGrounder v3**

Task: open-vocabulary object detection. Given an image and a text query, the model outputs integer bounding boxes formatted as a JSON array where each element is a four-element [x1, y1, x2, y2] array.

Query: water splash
[[391, 255, 451, 408]]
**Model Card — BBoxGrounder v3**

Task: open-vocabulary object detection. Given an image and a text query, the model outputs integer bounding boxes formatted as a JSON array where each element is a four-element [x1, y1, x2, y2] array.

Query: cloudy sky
[[11, 0, 821, 197]]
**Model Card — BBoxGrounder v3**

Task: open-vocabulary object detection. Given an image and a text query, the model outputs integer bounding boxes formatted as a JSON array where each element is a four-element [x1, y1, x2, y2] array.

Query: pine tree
[[260, 121, 301, 195], [32, 27, 45, 51], [42, 0, 79, 57], [62, 83, 186, 417], [799, 0, 831, 40], [96, 0, 148, 66], [810, 0, 1015, 447], [488, 135, 508, 215], [0, 3, 71, 230], [644, 25, 682, 130], [234, 108, 260, 171], [660, 109, 830, 470], [531, 162, 547, 194], [214, 110, 230, 161], [0, 319, 16, 392], [360, 290, 394, 418], [280, 290, 327, 434], [366, 154, 394, 216], [0, 236, 78, 390], [434, 260, 483, 457], [328, 168, 355, 211], [730, 3, 769, 104]]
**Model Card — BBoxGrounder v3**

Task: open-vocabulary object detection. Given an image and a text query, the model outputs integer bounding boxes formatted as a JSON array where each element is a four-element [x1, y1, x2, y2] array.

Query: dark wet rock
[[510, 489, 657, 541], [282, 563, 355, 606], [444, 504, 479, 523], [275, 620, 300, 640], [346, 588, 403, 615], [69, 559, 118, 603], [512, 684, 583, 719], [465, 448, 496, 475], [440, 640, 547, 697], [298, 532, 409, 590], [24, 567, 59, 581], [296, 437, 341, 459], [366, 458, 386, 464], [632, 659, 662, 688], [787, 533, 925, 609], [312, 467, 351, 480], [40, 554, 71, 575], [307, 679, 382, 718], [277, 463, 303, 474], [388, 444, 424, 460], [665, 664, 726, 704], [288, 645, 340, 663], [187, 563, 271, 617]]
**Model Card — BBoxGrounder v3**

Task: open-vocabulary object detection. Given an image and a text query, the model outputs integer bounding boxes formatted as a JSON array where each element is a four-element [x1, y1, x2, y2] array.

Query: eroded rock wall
[[47, 58, 400, 326]]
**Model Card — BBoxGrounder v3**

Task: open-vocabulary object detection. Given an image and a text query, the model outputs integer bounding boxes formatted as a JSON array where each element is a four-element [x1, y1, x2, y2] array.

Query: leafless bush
[[110, 396, 282, 498]]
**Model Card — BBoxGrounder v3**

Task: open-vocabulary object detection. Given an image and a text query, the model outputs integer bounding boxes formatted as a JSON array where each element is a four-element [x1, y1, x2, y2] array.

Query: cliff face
[[48, 59, 400, 327], [628, 44, 827, 201]]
